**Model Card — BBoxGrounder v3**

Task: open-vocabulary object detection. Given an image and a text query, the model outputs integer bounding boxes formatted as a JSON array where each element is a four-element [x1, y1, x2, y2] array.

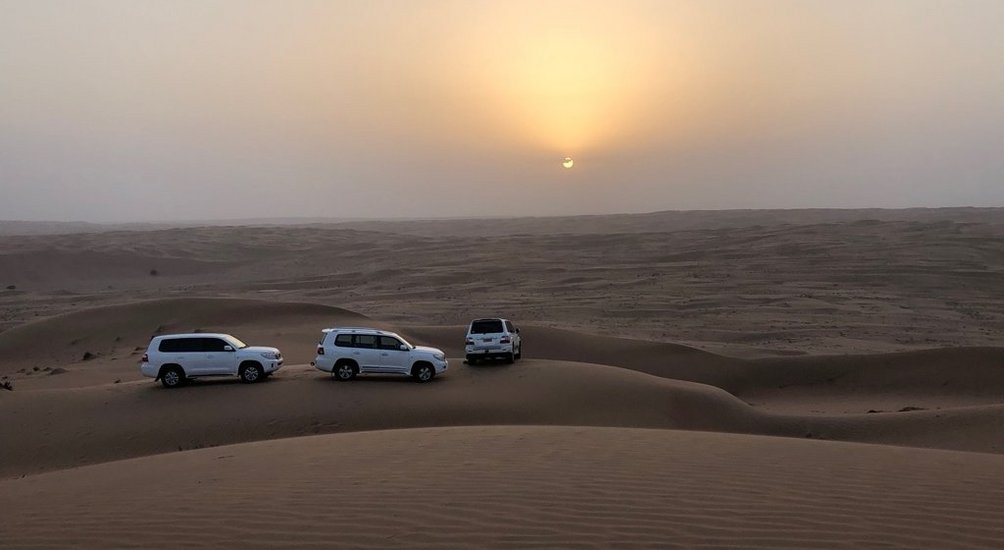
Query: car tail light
[[141, 353, 149, 363], [317, 346, 325, 355], [500, 336, 511, 344]]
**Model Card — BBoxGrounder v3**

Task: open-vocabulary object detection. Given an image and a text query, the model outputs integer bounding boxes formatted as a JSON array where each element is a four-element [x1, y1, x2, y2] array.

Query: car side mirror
[[399, 344, 409, 351], [223, 345, 234, 352], [514, 328, 520, 334]]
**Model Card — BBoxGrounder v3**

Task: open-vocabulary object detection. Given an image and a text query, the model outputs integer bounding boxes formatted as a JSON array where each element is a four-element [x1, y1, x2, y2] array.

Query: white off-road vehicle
[[465, 318, 521, 364], [140, 333, 283, 388], [312, 327, 448, 382]]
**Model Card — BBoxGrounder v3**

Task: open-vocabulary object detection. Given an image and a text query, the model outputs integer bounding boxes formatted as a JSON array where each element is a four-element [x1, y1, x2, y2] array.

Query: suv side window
[[504, 321, 514, 333], [354, 334, 378, 349], [334, 334, 353, 347], [379, 336, 403, 350], [201, 338, 229, 352], [159, 338, 200, 353]]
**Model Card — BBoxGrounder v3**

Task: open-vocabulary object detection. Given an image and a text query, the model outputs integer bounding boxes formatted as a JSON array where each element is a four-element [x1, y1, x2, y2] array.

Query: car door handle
[[381, 353, 389, 356]]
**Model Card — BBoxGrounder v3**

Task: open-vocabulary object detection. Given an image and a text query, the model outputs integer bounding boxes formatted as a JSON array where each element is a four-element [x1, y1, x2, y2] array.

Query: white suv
[[313, 327, 448, 382], [465, 318, 521, 364], [140, 333, 283, 388]]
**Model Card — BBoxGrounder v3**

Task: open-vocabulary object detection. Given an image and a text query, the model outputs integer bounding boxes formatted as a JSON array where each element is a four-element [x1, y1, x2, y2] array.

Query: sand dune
[[3, 426, 1004, 549], [2, 211, 1004, 547], [2, 297, 1004, 480], [405, 324, 1004, 413], [0, 358, 761, 477]]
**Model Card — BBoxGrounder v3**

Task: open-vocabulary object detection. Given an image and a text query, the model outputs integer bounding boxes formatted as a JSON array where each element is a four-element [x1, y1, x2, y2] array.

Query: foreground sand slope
[[2, 426, 1003, 549], [4, 356, 1004, 478]]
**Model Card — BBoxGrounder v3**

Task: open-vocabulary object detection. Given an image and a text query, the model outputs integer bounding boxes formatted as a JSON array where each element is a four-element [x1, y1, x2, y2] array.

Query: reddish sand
[[2, 210, 1003, 547]]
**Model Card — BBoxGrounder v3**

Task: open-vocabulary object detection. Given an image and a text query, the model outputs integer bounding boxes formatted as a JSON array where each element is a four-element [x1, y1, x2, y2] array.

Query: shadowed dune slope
[[404, 324, 740, 387], [2, 299, 1004, 473], [0, 359, 760, 478], [404, 325, 1004, 404], [3, 357, 1004, 478], [2, 426, 1004, 549]]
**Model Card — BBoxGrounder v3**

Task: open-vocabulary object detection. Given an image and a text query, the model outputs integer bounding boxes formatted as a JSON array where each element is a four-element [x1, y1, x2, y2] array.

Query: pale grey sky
[[1, 0, 1002, 222]]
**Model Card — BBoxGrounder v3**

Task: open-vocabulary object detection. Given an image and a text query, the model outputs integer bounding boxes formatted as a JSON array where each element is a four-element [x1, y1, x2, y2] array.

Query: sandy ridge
[[2, 426, 1003, 549]]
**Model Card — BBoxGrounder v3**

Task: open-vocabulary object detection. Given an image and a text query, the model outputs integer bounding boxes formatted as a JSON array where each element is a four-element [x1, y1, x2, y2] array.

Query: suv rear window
[[470, 320, 504, 334]]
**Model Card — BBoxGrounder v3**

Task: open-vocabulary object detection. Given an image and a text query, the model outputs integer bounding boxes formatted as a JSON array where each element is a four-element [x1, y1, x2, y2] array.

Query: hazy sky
[[2, 0, 1003, 222]]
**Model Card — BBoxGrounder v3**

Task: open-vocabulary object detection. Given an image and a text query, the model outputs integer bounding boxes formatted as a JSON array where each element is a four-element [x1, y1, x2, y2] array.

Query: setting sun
[[562, 157, 574, 169]]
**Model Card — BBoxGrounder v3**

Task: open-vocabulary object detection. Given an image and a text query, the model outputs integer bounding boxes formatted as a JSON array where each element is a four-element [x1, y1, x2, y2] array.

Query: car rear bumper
[[466, 345, 514, 354], [466, 351, 514, 361], [140, 363, 158, 378], [312, 357, 334, 372]]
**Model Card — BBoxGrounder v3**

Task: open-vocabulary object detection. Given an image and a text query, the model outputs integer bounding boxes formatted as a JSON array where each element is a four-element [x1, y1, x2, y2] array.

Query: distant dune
[[4, 206, 1003, 236], [3, 209, 1003, 354]]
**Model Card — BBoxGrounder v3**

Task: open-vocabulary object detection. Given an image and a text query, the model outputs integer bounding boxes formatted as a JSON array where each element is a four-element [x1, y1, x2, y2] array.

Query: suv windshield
[[470, 320, 504, 334], [223, 336, 248, 349]]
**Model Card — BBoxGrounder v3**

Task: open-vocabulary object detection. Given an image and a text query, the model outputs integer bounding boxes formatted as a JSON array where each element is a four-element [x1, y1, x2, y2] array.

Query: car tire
[[465, 355, 478, 365], [412, 362, 435, 383], [334, 361, 357, 381], [239, 362, 263, 384], [514, 344, 522, 360], [504, 352, 515, 364], [160, 366, 185, 389]]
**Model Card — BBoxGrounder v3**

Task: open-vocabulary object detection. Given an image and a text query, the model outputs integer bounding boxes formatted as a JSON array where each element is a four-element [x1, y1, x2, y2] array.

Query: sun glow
[[562, 157, 574, 169], [460, 4, 688, 154]]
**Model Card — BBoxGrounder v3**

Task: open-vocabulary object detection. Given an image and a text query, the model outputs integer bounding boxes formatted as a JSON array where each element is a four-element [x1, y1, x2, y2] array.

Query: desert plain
[[1, 208, 1004, 548]]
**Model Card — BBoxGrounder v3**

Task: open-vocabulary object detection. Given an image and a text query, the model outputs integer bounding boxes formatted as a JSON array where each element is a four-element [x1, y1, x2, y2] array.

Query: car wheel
[[239, 362, 263, 383], [334, 361, 356, 381], [412, 363, 435, 383], [160, 366, 184, 389], [465, 355, 478, 365], [514, 344, 522, 360]]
